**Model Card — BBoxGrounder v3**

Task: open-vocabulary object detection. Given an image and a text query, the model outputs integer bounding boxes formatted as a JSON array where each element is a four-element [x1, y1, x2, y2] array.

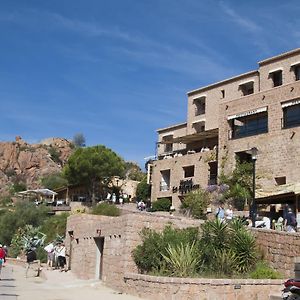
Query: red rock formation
[[0, 137, 74, 193]]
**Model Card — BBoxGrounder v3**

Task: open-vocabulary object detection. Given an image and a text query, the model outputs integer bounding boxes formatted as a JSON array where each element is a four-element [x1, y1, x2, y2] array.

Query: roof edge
[[157, 122, 187, 133], [187, 70, 258, 96], [259, 48, 300, 66]]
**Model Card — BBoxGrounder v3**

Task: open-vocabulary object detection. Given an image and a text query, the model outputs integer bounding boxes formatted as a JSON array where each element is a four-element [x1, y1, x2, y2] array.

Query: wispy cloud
[[219, 2, 261, 33]]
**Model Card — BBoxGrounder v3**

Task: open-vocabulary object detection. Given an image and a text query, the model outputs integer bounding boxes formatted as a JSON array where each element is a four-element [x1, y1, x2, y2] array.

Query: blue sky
[[1, 1, 299, 168]]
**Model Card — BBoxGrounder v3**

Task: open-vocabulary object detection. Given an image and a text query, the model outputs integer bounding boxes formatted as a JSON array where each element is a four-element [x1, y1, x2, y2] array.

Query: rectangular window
[[239, 82, 254, 96], [162, 135, 173, 153], [194, 97, 206, 116], [183, 166, 195, 178], [271, 70, 282, 87], [231, 112, 268, 139], [295, 66, 300, 81], [283, 104, 300, 128], [160, 169, 171, 191], [221, 89, 225, 98]]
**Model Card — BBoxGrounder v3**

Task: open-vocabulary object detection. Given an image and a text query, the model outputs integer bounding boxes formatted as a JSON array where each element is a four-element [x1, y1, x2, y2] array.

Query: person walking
[[285, 207, 297, 232], [56, 243, 67, 272], [0, 244, 6, 280]]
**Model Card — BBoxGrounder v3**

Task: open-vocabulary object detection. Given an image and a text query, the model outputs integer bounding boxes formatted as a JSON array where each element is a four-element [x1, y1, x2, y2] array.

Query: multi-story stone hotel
[[150, 48, 300, 210]]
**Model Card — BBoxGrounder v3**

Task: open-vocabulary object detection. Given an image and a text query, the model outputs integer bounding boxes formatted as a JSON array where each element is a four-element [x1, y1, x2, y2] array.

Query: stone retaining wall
[[251, 228, 300, 277], [66, 213, 293, 299], [124, 273, 283, 300]]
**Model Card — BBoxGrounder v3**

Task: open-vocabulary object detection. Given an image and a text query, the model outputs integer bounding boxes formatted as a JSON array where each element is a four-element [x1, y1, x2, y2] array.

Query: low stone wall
[[123, 273, 283, 300], [251, 228, 300, 277]]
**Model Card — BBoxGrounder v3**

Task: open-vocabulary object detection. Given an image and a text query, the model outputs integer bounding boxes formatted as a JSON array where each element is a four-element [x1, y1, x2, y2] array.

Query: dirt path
[[1, 263, 144, 300]]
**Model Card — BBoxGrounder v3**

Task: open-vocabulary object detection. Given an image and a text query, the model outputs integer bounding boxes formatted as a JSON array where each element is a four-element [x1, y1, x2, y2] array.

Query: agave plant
[[231, 229, 257, 273], [212, 248, 237, 276], [161, 241, 201, 277]]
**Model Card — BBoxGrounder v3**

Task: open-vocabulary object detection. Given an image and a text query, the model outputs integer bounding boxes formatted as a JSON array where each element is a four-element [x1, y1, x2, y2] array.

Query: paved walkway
[[0, 263, 143, 300]]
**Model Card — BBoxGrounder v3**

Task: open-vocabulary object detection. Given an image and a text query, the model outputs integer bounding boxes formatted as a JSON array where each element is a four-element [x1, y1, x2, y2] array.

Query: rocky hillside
[[0, 136, 74, 194]]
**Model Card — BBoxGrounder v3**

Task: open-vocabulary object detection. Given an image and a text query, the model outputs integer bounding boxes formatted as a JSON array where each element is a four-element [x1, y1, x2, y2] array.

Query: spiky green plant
[[231, 229, 257, 273], [212, 249, 237, 276], [161, 241, 201, 277]]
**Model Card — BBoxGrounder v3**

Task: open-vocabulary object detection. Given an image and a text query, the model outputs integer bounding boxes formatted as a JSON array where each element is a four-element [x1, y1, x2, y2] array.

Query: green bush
[[91, 202, 120, 216], [180, 188, 210, 218], [152, 198, 171, 212], [200, 218, 257, 276], [40, 213, 69, 243], [250, 261, 283, 279], [161, 241, 201, 277], [132, 225, 199, 274]]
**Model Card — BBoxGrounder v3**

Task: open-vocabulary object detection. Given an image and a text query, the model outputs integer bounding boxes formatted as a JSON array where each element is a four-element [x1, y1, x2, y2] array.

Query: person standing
[[225, 204, 234, 221], [285, 207, 297, 232], [0, 245, 6, 280], [215, 203, 225, 221], [44, 242, 54, 270], [56, 243, 67, 272]]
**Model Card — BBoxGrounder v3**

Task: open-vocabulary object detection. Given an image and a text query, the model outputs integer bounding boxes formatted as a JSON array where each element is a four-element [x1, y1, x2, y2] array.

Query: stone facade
[[150, 48, 300, 209]]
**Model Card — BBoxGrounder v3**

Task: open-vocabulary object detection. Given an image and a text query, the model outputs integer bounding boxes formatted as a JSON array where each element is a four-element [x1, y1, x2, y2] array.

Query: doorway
[[94, 237, 104, 280]]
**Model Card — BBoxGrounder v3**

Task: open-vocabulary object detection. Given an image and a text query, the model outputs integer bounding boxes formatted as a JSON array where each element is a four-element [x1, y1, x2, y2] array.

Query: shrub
[[132, 225, 199, 274], [91, 202, 120, 216], [48, 146, 62, 164], [151, 198, 171, 212], [161, 241, 201, 277], [199, 219, 257, 276], [250, 261, 283, 279], [180, 188, 210, 218]]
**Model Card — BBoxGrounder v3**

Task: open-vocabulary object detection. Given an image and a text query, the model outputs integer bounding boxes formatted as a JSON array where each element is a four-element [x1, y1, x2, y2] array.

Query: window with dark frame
[[283, 104, 300, 128], [221, 89, 225, 98], [239, 82, 254, 96], [183, 165, 195, 178], [271, 70, 282, 87], [162, 135, 173, 153], [231, 112, 268, 139], [295, 66, 300, 81], [194, 97, 206, 116]]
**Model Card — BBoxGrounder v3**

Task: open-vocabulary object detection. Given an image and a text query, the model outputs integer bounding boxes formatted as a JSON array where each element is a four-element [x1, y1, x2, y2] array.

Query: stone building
[[150, 48, 300, 210]]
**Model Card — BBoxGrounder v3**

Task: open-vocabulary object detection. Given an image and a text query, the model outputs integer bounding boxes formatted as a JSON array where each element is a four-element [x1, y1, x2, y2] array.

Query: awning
[[171, 129, 219, 144], [227, 106, 267, 120], [18, 189, 58, 197], [269, 67, 283, 74], [291, 61, 300, 67], [255, 183, 300, 200], [281, 98, 300, 108], [192, 117, 206, 124], [238, 79, 254, 86]]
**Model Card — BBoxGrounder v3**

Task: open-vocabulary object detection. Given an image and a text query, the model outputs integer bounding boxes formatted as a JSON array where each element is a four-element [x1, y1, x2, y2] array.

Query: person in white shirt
[[225, 205, 234, 221]]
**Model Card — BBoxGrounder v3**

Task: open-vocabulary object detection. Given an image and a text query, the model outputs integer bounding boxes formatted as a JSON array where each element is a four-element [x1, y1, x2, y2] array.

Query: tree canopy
[[73, 133, 86, 148], [63, 145, 125, 203]]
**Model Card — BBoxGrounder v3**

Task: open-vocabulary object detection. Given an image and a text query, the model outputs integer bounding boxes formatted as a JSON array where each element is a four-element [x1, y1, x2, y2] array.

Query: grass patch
[[91, 202, 121, 217]]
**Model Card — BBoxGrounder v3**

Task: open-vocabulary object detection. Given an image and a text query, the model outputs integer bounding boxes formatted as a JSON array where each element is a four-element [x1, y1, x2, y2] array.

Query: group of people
[[215, 203, 234, 221], [44, 242, 67, 272]]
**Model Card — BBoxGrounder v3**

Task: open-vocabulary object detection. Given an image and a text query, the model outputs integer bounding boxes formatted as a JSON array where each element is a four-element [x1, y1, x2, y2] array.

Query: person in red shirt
[[0, 244, 6, 280]]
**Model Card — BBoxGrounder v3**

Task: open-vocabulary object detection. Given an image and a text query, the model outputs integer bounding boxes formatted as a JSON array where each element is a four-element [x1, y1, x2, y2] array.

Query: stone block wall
[[251, 227, 300, 277], [124, 273, 282, 300], [66, 212, 202, 291]]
